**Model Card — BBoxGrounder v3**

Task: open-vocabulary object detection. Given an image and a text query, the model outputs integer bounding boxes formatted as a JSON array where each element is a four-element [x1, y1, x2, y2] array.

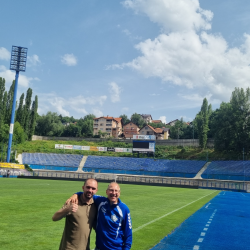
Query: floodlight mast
[[7, 46, 28, 163]]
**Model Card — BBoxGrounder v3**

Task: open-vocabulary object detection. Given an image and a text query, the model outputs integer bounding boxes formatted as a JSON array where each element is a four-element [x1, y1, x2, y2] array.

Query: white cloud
[[92, 108, 103, 117], [150, 93, 160, 96], [38, 92, 107, 117], [0, 47, 10, 60], [159, 115, 166, 124], [0, 65, 39, 88], [122, 107, 129, 112], [61, 53, 77, 66], [123, 29, 131, 36], [109, 82, 122, 103], [114, 0, 250, 102], [122, 0, 213, 32], [27, 54, 41, 67]]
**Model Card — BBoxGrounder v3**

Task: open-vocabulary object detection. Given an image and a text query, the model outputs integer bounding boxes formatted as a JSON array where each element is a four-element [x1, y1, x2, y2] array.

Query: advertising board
[[107, 147, 115, 152], [90, 146, 98, 151], [133, 135, 156, 140], [115, 148, 124, 152], [98, 147, 107, 152], [123, 148, 132, 153]]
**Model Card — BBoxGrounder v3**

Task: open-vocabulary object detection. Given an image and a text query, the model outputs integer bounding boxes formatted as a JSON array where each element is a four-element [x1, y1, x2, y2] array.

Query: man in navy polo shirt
[[69, 182, 132, 250]]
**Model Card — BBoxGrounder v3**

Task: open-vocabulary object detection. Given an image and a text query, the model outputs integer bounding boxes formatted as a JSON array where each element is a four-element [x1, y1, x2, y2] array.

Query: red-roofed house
[[123, 122, 140, 139], [139, 125, 170, 140], [139, 124, 164, 140], [152, 120, 162, 124], [93, 116, 123, 138]]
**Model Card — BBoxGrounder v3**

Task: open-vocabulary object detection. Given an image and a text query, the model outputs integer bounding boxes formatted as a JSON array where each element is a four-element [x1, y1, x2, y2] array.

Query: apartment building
[[93, 116, 122, 138], [123, 122, 140, 139]]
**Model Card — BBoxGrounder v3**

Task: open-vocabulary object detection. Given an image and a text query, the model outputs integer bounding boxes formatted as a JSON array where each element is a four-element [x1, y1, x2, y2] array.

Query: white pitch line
[[133, 190, 217, 233]]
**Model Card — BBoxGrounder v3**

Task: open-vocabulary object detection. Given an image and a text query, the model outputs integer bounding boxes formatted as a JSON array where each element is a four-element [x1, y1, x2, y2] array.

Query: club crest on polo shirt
[[111, 214, 118, 222]]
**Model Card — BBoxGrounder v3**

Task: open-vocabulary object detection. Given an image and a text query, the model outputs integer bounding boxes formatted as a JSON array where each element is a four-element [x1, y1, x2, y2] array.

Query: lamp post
[[7, 46, 28, 162]]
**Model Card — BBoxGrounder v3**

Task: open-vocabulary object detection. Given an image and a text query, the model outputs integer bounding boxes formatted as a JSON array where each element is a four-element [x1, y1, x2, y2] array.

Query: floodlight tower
[[7, 46, 28, 162]]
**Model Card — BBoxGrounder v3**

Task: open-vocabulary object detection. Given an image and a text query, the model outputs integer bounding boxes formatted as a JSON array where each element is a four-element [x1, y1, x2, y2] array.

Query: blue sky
[[1, 0, 250, 123]]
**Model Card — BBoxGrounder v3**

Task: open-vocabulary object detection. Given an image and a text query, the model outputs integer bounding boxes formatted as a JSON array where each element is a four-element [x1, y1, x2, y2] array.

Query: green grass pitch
[[0, 178, 219, 250]]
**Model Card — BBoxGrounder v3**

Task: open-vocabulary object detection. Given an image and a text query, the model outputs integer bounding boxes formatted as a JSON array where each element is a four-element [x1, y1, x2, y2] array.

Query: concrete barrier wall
[[32, 135, 214, 147], [24, 170, 249, 192]]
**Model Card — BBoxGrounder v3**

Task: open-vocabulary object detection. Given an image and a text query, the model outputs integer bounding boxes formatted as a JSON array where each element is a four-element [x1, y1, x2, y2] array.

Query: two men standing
[[52, 179, 132, 250]]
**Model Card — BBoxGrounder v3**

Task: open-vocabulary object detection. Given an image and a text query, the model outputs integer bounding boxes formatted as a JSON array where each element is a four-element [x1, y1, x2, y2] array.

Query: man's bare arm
[[65, 193, 79, 205], [52, 203, 78, 221]]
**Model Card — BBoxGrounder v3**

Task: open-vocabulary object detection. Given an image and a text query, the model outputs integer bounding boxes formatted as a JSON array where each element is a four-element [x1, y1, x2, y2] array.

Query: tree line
[[0, 77, 38, 143]]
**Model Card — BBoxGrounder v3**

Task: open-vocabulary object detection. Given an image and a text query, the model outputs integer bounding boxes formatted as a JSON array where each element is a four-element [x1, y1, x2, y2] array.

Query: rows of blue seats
[[22, 153, 83, 167], [84, 156, 205, 174], [202, 161, 250, 177], [30, 165, 78, 171], [202, 161, 250, 180]]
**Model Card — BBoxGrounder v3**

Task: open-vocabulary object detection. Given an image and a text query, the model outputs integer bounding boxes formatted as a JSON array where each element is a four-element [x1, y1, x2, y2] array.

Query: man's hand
[[68, 203, 78, 213], [66, 194, 79, 205], [52, 202, 78, 221]]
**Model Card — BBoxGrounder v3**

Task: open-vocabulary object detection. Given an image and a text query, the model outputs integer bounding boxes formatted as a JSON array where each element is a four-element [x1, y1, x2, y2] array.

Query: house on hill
[[139, 124, 169, 140], [93, 116, 122, 138], [140, 114, 153, 124], [123, 122, 140, 139]]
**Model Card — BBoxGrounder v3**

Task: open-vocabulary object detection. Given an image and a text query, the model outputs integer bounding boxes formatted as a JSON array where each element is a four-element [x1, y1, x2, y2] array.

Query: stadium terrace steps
[[78, 156, 88, 172], [16, 154, 23, 164], [194, 162, 211, 179]]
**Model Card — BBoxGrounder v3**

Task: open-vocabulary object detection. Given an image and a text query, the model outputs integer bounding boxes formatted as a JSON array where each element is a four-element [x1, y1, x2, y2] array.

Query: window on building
[[145, 127, 148, 130]]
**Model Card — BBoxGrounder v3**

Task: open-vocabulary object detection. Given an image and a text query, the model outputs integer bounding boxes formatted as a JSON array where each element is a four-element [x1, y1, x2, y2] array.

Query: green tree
[[35, 112, 64, 136], [16, 93, 25, 126], [131, 113, 145, 128], [0, 77, 6, 128], [28, 95, 38, 140], [148, 122, 167, 128], [119, 114, 130, 125], [5, 80, 15, 124], [13, 121, 27, 143], [0, 123, 9, 141], [210, 102, 233, 151], [211, 88, 250, 153], [195, 98, 210, 149], [169, 118, 187, 139], [62, 123, 81, 137], [23, 88, 33, 134]]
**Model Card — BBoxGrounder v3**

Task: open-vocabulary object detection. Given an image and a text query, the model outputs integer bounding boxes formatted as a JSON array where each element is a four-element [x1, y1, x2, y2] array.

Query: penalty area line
[[132, 190, 217, 233]]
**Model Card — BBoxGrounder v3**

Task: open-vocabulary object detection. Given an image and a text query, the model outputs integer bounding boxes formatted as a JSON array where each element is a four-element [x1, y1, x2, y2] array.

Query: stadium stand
[[201, 161, 250, 181], [82, 156, 206, 178], [22, 153, 83, 171], [0, 168, 31, 177]]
